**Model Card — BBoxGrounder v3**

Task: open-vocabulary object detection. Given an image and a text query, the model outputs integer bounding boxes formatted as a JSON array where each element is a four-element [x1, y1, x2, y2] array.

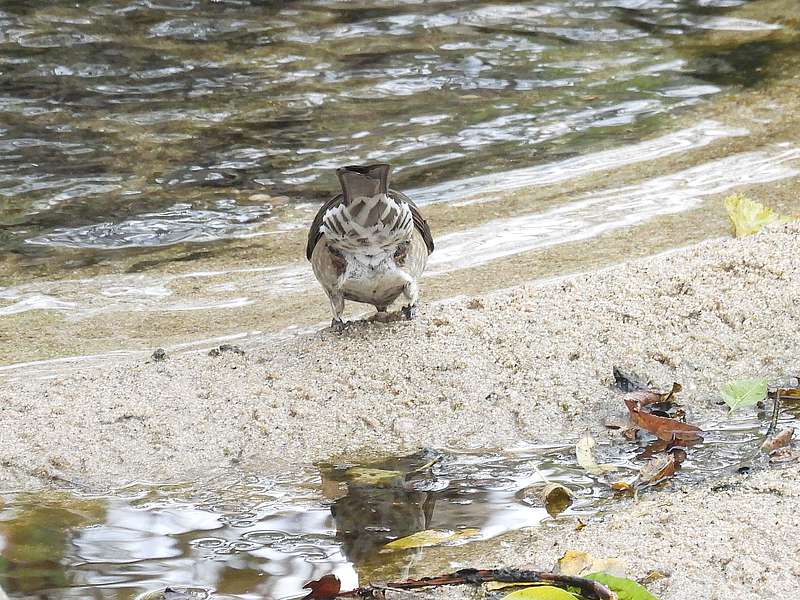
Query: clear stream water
[[0, 0, 786, 263], [0, 2, 798, 598], [1, 402, 798, 600]]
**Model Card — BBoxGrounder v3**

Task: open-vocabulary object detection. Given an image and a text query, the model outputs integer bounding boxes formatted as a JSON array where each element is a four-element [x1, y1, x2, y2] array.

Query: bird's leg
[[328, 291, 347, 332], [401, 280, 419, 320]]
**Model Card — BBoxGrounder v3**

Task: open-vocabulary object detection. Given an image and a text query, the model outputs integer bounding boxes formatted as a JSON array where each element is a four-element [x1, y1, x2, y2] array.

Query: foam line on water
[[427, 144, 800, 274], [411, 120, 748, 205]]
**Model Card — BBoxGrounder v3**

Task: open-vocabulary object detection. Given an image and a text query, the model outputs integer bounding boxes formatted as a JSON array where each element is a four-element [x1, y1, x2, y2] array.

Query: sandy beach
[[3, 223, 800, 598], [4, 222, 800, 489]]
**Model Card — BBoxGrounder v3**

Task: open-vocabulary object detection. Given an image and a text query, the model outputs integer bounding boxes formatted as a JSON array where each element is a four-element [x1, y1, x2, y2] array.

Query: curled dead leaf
[[624, 398, 703, 444], [302, 575, 341, 600], [517, 483, 573, 517], [625, 382, 682, 408], [637, 454, 678, 485]]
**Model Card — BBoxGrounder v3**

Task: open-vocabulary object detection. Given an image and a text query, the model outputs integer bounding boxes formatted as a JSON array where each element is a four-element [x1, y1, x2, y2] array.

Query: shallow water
[[1, 402, 796, 599], [0, 0, 785, 266]]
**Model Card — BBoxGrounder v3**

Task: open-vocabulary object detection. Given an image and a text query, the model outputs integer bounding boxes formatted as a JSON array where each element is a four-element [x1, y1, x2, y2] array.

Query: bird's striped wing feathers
[[306, 190, 434, 260]]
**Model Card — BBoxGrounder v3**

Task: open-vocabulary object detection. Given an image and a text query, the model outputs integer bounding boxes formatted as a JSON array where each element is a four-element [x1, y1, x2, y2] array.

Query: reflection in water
[[3, 409, 796, 600], [0, 0, 784, 263]]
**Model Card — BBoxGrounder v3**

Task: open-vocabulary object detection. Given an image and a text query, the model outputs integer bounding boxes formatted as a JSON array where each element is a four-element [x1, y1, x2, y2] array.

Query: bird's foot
[[401, 304, 418, 320], [330, 318, 349, 333]]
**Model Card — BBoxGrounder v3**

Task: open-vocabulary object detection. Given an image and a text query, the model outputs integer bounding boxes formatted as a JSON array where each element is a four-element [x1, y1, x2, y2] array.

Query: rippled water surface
[[0, 0, 782, 262], [1, 399, 797, 599]]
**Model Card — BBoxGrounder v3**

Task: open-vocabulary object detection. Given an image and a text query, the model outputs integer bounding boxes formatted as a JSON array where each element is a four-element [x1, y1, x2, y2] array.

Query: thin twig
[[767, 390, 781, 436]]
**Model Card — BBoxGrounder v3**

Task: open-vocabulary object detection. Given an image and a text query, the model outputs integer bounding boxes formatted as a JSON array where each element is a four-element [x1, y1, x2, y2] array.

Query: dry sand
[[1, 223, 799, 598]]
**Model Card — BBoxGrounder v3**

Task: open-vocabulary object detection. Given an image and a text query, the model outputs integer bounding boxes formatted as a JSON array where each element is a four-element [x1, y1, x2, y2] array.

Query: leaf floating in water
[[381, 528, 480, 551], [585, 572, 659, 600], [624, 399, 703, 443], [724, 193, 795, 237], [720, 378, 768, 412], [503, 585, 580, 600], [557, 549, 627, 577], [576, 433, 618, 475], [516, 483, 573, 517], [760, 427, 795, 453], [302, 575, 341, 600]]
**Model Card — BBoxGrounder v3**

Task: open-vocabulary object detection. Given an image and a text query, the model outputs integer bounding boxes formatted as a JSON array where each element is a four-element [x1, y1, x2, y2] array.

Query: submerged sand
[[2, 223, 799, 598]]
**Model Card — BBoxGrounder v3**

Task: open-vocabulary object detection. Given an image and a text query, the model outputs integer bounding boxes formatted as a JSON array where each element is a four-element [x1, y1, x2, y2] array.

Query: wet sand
[[3, 222, 800, 488], [2, 222, 800, 597]]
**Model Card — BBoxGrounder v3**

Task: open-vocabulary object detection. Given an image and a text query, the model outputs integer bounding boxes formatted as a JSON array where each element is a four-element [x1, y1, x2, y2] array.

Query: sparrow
[[306, 163, 434, 330]]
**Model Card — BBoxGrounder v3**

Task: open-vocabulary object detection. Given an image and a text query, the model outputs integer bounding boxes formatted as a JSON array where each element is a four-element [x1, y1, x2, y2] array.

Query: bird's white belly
[[341, 260, 409, 306]]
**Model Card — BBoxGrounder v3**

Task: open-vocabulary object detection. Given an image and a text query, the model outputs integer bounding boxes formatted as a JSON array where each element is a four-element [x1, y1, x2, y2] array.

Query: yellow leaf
[[515, 483, 573, 517], [557, 549, 627, 577], [610, 480, 635, 493], [503, 585, 580, 600], [724, 193, 795, 237], [576, 433, 617, 475], [381, 528, 480, 551], [486, 582, 545, 591]]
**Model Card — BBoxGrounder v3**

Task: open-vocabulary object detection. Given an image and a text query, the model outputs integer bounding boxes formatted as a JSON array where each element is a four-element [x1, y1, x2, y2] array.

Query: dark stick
[[767, 390, 781, 436], [338, 568, 616, 600]]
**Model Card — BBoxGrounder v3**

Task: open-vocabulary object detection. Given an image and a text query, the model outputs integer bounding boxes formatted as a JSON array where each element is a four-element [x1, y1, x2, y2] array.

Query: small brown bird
[[306, 164, 434, 330]]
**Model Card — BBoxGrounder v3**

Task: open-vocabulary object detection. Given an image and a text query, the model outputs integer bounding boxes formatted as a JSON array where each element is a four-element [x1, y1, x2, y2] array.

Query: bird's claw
[[401, 304, 418, 320], [331, 318, 348, 333]]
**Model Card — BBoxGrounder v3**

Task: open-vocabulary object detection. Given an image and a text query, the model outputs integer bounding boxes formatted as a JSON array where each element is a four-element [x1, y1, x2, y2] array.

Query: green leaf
[[721, 378, 768, 412], [724, 194, 794, 237], [503, 585, 580, 600], [585, 573, 659, 600]]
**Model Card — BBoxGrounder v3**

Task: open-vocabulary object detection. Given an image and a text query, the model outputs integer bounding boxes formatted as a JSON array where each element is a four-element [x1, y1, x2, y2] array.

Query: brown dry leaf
[[624, 399, 703, 443], [302, 575, 341, 600], [760, 427, 795, 453], [625, 383, 683, 408], [638, 454, 678, 485], [769, 447, 800, 463], [635, 439, 671, 460], [770, 388, 800, 400]]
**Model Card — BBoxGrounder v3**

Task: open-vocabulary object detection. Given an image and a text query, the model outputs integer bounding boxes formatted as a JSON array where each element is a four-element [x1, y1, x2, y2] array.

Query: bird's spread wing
[[306, 190, 434, 260]]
